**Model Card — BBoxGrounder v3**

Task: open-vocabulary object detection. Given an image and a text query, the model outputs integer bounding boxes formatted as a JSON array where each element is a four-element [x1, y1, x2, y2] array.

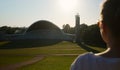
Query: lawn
[[0, 41, 86, 55], [19, 56, 77, 70], [0, 56, 34, 67], [0, 41, 106, 70]]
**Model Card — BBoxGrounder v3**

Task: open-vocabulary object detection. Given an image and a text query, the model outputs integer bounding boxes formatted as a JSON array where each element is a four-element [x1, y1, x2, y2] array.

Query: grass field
[[19, 56, 77, 70], [0, 56, 34, 66], [0, 41, 106, 70], [0, 41, 86, 55]]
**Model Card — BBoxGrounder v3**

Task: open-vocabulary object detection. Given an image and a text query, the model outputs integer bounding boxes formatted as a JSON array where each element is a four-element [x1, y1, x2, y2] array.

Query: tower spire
[[75, 13, 80, 43]]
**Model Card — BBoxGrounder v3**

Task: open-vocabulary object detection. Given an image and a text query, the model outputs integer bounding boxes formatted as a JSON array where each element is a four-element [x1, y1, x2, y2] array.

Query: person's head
[[99, 0, 120, 45]]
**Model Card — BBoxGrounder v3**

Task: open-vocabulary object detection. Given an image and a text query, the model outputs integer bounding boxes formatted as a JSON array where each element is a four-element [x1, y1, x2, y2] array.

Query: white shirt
[[71, 52, 120, 70]]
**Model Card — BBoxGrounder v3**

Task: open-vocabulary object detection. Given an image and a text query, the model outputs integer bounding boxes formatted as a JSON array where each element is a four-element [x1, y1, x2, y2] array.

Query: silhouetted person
[[71, 0, 120, 70]]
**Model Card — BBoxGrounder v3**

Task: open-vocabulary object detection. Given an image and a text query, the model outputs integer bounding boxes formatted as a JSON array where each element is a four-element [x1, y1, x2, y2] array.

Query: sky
[[0, 0, 103, 28]]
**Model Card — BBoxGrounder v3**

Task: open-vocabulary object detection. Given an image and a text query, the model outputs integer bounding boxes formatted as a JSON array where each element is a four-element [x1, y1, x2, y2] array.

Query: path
[[0, 55, 44, 70]]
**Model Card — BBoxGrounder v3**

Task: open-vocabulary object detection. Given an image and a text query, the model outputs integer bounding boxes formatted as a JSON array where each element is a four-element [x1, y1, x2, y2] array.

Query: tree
[[62, 24, 71, 33], [79, 24, 88, 42], [0, 26, 27, 34], [82, 24, 106, 47]]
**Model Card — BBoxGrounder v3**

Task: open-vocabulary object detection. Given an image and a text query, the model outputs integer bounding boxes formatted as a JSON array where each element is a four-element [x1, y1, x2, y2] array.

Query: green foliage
[[81, 24, 106, 47], [62, 24, 71, 33], [62, 23, 105, 48], [0, 26, 26, 34]]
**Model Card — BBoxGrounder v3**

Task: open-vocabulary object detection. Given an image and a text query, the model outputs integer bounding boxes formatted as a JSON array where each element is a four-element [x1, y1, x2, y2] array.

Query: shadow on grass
[[77, 43, 100, 53], [0, 39, 61, 49]]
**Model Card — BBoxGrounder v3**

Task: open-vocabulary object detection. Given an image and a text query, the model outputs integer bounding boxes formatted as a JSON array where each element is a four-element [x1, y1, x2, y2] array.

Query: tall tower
[[75, 13, 80, 43]]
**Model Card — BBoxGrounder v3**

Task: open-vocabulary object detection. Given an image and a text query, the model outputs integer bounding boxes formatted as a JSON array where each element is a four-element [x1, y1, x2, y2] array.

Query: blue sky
[[0, 0, 102, 28]]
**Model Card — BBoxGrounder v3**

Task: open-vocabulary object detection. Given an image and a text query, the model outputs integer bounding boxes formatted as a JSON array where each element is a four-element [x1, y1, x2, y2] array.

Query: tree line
[[0, 26, 26, 34], [62, 23, 106, 48]]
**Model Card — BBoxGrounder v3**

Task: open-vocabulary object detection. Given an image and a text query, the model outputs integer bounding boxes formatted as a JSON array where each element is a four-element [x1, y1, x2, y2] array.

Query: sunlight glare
[[58, 0, 78, 12]]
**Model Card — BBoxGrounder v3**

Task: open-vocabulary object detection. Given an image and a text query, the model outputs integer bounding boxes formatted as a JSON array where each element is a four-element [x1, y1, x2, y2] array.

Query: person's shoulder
[[71, 52, 94, 70], [77, 52, 94, 60], [72, 52, 94, 65]]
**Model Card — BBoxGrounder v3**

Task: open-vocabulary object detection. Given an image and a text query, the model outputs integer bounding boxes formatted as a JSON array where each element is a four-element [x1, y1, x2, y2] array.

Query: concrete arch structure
[[24, 20, 73, 41], [26, 20, 61, 33]]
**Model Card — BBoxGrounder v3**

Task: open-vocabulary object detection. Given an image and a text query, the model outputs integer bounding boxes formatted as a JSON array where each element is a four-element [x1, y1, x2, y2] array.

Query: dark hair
[[101, 0, 120, 37]]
